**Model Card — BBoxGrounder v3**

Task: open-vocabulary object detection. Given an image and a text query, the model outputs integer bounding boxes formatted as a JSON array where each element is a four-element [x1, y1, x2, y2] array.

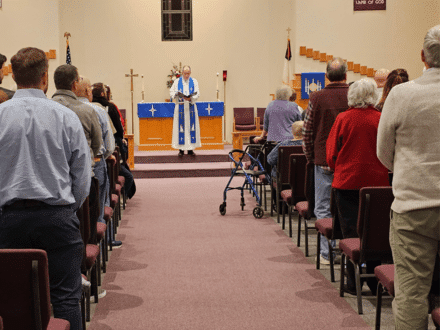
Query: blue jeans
[[314, 166, 336, 260], [94, 159, 109, 224]]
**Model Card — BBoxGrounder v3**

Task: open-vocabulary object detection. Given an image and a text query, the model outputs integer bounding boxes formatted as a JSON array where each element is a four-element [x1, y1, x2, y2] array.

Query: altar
[[138, 102, 224, 151]]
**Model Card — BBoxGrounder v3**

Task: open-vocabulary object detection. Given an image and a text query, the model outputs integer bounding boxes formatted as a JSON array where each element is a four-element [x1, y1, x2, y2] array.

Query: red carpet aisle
[[89, 177, 370, 330]]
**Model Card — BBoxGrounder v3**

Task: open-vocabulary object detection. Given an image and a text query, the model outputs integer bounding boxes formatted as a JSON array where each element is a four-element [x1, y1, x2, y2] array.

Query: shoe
[[82, 277, 91, 288], [343, 284, 357, 295], [178, 150, 184, 156], [90, 289, 107, 303], [187, 150, 195, 156], [320, 255, 331, 265], [111, 240, 122, 248]]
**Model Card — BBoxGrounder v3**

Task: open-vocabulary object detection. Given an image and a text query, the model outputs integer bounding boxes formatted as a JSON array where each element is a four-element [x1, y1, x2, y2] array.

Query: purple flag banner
[[354, 0, 386, 11]]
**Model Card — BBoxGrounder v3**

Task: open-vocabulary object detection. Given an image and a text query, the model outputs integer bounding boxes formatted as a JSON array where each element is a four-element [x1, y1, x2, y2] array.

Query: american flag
[[66, 40, 71, 65], [282, 38, 292, 85]]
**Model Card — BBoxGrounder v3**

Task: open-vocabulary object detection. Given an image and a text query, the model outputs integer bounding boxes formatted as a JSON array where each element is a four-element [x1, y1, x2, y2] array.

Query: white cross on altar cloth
[[149, 105, 157, 117], [206, 103, 213, 116]]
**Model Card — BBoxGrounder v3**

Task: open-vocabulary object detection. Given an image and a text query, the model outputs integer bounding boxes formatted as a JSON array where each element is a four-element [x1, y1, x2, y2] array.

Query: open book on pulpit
[[176, 91, 198, 99]]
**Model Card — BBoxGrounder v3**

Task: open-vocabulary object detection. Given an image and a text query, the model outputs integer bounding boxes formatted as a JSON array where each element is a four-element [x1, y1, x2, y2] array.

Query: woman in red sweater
[[326, 78, 389, 295]]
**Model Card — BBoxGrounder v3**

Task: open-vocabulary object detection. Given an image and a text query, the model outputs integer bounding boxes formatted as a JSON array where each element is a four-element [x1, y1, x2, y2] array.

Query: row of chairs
[[245, 142, 440, 328], [233, 107, 265, 132], [0, 146, 128, 329]]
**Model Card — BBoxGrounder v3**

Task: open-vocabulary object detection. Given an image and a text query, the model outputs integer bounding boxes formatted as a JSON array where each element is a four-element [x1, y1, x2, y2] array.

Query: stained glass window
[[162, 0, 192, 41]]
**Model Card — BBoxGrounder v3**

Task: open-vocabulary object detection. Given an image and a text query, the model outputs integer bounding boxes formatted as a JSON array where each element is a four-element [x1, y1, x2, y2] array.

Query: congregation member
[[92, 82, 136, 201], [377, 25, 440, 330], [302, 57, 350, 265], [254, 85, 301, 143], [373, 68, 390, 102], [0, 90, 8, 104], [0, 47, 90, 330], [0, 53, 14, 99], [170, 65, 201, 156], [76, 76, 122, 248], [326, 78, 389, 295], [375, 68, 409, 112], [52, 64, 102, 173], [289, 89, 304, 115], [267, 121, 304, 180], [105, 84, 125, 134]]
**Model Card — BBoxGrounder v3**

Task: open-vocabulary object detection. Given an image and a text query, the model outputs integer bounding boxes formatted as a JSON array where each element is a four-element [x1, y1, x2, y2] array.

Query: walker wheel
[[253, 207, 264, 219], [219, 203, 226, 216]]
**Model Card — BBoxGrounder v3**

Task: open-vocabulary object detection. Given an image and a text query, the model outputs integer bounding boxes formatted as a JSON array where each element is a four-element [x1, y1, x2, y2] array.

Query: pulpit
[[138, 102, 224, 151]]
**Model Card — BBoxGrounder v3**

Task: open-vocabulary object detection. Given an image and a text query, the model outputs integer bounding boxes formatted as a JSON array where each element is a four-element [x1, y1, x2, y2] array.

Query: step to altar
[[132, 145, 234, 179]]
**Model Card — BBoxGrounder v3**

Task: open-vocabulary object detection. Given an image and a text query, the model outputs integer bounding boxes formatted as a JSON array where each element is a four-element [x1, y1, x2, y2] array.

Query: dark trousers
[[334, 189, 379, 292], [0, 204, 84, 330]]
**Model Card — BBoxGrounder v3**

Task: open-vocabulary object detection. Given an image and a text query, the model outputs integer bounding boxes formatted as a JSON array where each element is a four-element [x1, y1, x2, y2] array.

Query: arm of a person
[[302, 101, 314, 163], [108, 105, 124, 138], [89, 111, 103, 157], [191, 78, 199, 103], [254, 110, 269, 143], [103, 114, 116, 159], [267, 143, 280, 166], [170, 79, 178, 100], [67, 117, 92, 210], [377, 92, 398, 171], [326, 117, 341, 171]]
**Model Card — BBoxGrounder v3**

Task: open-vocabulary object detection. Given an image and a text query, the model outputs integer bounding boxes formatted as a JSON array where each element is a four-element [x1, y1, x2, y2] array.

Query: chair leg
[[340, 253, 346, 297], [288, 206, 293, 238], [282, 202, 286, 230], [276, 187, 281, 223], [354, 260, 363, 314], [316, 232, 321, 269], [297, 214, 302, 247], [81, 290, 86, 329], [329, 241, 335, 282], [305, 219, 309, 257], [270, 187, 274, 216], [97, 250, 102, 286], [375, 282, 383, 330], [263, 183, 267, 211]]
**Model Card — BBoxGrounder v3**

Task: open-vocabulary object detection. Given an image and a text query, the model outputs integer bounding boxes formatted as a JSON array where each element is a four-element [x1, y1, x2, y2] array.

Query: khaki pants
[[390, 208, 440, 330]]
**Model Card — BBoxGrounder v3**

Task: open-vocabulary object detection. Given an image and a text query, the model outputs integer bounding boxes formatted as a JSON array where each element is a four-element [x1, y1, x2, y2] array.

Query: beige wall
[[57, 0, 294, 144], [1, 0, 439, 145], [0, 0, 61, 94], [294, 0, 440, 83]]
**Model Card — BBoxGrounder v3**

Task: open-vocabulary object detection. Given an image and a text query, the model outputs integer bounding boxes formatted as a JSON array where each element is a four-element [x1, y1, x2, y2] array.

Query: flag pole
[[64, 32, 71, 64]]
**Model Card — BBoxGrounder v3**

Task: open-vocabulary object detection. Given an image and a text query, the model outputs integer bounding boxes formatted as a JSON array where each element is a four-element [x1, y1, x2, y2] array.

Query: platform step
[[135, 154, 230, 164], [132, 162, 233, 179]]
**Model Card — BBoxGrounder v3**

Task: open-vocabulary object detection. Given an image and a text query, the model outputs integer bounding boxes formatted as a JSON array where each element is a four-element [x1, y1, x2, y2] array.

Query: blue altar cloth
[[138, 101, 224, 118]]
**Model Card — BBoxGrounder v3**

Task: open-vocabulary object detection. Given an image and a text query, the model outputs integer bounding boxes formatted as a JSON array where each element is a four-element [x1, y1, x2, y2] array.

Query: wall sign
[[354, 0, 386, 11]]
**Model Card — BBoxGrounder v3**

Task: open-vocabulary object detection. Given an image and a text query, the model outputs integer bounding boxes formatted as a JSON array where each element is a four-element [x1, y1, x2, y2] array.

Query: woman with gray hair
[[326, 78, 389, 295], [254, 85, 301, 143]]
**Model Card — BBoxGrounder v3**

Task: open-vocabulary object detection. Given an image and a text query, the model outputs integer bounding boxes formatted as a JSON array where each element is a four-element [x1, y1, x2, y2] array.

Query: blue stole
[[177, 77, 196, 145]]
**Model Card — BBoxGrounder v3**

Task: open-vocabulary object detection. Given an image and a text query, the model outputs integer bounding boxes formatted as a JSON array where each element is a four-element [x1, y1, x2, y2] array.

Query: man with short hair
[[0, 47, 90, 330], [374, 68, 390, 102], [302, 57, 350, 266], [377, 25, 440, 329], [170, 65, 201, 156], [52, 64, 102, 172], [0, 53, 15, 99]]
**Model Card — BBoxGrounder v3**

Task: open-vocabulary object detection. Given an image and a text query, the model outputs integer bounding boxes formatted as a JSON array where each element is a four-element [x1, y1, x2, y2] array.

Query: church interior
[[1, 0, 440, 329]]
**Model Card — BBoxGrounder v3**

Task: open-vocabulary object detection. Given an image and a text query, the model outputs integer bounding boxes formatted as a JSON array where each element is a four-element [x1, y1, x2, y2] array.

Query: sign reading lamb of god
[[354, 0, 386, 11]]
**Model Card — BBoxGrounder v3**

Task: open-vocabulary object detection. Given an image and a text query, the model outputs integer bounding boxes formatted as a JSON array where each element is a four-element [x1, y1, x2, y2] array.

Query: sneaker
[[315, 255, 331, 265], [111, 240, 122, 248], [90, 289, 107, 303], [321, 255, 331, 265], [82, 277, 91, 288]]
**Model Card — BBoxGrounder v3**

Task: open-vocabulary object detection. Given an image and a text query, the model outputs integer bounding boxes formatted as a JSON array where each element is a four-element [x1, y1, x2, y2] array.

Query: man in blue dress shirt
[[0, 47, 91, 330]]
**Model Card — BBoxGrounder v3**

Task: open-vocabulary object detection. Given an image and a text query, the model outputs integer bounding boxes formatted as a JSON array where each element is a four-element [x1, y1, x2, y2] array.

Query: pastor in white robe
[[170, 77, 201, 150]]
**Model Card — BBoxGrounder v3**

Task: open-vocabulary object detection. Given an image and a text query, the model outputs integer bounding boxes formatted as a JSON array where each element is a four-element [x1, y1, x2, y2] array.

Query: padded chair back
[[358, 186, 394, 261], [0, 249, 51, 329], [288, 153, 307, 205], [277, 146, 303, 187], [304, 162, 316, 219], [233, 107, 254, 125]]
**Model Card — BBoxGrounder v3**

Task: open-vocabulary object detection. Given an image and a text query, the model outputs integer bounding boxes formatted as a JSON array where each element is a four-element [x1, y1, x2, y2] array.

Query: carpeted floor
[[88, 177, 372, 330]]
